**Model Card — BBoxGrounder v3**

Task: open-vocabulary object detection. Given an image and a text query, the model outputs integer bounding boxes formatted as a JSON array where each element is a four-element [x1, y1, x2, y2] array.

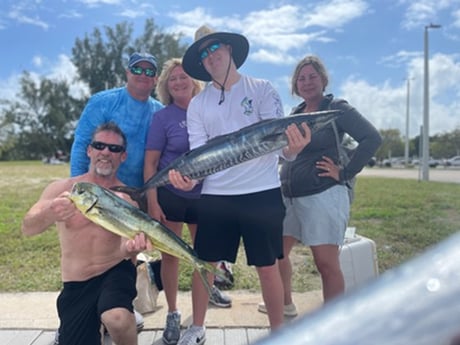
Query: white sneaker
[[177, 325, 206, 345], [257, 302, 298, 317], [134, 309, 144, 332]]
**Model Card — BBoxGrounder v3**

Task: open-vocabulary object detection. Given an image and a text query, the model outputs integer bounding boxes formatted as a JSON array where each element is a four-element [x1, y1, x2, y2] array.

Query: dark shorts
[[55, 260, 136, 345], [158, 187, 200, 224], [194, 188, 285, 267]]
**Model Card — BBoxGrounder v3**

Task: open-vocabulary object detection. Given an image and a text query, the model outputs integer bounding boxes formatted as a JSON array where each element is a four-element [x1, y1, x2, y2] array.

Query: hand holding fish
[[282, 122, 311, 159], [50, 191, 78, 222], [124, 232, 153, 255], [168, 169, 198, 192]]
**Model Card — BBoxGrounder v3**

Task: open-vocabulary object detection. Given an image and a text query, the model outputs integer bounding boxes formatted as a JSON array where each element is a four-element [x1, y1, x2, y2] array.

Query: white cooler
[[339, 230, 379, 291]]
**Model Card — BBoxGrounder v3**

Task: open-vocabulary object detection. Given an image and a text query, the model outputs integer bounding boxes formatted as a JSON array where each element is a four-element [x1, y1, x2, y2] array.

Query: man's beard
[[95, 162, 114, 177]]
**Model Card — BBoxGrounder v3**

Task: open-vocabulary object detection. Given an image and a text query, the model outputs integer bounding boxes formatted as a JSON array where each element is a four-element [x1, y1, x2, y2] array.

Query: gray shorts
[[283, 184, 350, 246]]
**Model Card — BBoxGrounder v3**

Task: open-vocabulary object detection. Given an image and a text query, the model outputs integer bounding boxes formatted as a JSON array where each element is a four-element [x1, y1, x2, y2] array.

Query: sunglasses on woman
[[90, 141, 125, 153], [129, 66, 156, 77]]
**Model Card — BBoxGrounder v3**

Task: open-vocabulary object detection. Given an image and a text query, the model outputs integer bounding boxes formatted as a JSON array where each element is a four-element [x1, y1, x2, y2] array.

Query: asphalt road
[[360, 167, 460, 184]]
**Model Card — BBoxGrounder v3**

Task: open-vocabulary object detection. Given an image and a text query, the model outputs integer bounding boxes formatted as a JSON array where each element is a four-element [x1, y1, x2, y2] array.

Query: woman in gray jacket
[[259, 55, 382, 316]]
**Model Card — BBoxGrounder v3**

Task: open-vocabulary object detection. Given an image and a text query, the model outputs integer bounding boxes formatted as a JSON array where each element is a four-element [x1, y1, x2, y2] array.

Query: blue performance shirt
[[70, 87, 163, 187]]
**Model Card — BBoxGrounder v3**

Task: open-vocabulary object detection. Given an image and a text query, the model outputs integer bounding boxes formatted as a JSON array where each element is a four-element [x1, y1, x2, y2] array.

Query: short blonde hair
[[291, 55, 329, 97], [155, 58, 203, 105]]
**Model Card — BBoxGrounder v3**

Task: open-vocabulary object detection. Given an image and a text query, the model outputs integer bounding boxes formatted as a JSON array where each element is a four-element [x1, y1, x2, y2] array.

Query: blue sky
[[1, 0, 459, 138]]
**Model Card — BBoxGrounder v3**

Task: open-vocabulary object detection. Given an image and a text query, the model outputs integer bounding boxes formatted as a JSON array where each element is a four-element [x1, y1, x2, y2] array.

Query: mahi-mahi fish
[[68, 181, 226, 296], [111, 109, 341, 197]]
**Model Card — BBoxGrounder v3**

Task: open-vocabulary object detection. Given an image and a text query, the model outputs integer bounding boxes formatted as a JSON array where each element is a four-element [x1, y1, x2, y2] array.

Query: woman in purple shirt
[[144, 58, 230, 345]]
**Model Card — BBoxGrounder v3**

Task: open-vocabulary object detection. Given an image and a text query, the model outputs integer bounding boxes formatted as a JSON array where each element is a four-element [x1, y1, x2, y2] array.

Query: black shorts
[[55, 260, 136, 345], [158, 187, 200, 224], [194, 188, 285, 267]]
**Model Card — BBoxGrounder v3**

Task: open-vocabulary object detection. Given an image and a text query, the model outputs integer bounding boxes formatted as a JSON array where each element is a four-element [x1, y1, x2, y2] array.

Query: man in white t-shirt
[[169, 25, 311, 345]]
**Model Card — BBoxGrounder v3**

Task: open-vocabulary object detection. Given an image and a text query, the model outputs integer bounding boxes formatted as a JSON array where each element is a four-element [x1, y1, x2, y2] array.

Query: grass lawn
[[0, 161, 459, 292]]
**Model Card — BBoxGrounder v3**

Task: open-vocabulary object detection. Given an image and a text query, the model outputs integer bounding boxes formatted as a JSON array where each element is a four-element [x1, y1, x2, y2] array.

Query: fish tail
[[195, 260, 233, 294]]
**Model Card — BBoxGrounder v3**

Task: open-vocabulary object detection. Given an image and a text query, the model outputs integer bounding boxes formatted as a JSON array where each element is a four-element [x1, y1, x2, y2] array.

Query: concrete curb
[[0, 290, 323, 330]]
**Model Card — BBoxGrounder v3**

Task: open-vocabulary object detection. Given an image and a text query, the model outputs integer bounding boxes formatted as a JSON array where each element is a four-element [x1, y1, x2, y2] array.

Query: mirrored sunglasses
[[130, 66, 156, 77], [199, 42, 222, 61], [90, 141, 125, 153]]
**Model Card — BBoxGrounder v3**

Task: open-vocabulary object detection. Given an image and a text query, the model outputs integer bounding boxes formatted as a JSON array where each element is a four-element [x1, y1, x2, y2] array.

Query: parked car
[[381, 157, 405, 167], [412, 158, 440, 168], [445, 156, 460, 167]]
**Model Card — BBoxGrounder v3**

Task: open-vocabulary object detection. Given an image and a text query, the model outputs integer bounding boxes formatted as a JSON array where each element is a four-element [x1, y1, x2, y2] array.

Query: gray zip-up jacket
[[280, 94, 382, 198]]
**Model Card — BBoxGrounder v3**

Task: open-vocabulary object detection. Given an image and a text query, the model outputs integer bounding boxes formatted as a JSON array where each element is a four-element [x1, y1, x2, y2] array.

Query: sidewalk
[[0, 289, 323, 330]]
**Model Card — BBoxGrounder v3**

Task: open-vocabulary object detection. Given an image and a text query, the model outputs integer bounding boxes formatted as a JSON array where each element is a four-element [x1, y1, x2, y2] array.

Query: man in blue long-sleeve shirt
[[70, 52, 164, 188]]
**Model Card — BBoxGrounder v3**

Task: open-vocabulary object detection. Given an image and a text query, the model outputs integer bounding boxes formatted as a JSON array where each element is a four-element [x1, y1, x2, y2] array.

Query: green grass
[[1, 161, 459, 292]]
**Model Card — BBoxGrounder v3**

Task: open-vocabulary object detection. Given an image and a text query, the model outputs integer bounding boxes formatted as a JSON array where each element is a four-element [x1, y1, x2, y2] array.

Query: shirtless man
[[22, 122, 152, 345]]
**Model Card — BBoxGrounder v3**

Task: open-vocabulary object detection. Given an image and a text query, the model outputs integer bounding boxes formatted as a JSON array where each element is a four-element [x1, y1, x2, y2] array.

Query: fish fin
[[200, 260, 233, 286], [197, 267, 214, 297], [194, 260, 233, 296], [109, 185, 144, 202]]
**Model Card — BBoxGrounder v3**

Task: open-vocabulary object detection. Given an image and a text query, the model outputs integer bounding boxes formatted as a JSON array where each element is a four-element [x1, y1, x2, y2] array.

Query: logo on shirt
[[241, 97, 253, 116], [179, 120, 187, 128]]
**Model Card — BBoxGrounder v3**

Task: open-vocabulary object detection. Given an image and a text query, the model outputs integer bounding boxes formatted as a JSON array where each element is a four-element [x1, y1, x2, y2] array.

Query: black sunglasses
[[90, 141, 125, 153], [129, 65, 156, 77]]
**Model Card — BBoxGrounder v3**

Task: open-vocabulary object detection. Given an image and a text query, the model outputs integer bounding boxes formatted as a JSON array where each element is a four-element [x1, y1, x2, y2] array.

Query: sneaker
[[257, 302, 298, 317], [214, 261, 234, 290], [208, 285, 232, 308], [163, 311, 181, 345], [134, 309, 144, 332], [177, 325, 206, 345]]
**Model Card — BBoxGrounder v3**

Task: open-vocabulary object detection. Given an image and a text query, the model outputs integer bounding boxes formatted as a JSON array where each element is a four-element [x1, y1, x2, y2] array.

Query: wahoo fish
[[68, 181, 224, 296], [112, 109, 340, 197]]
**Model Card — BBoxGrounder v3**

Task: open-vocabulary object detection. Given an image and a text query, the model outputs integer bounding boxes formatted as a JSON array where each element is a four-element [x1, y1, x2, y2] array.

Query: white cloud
[[168, 3, 362, 64], [58, 10, 82, 19], [379, 51, 423, 69], [32, 56, 44, 69], [48, 55, 90, 99], [0, 54, 89, 104], [8, 8, 49, 30], [0, 74, 21, 103], [250, 49, 297, 66], [453, 8, 460, 28], [340, 52, 460, 138], [304, 0, 369, 28], [78, 0, 121, 6], [401, 0, 460, 29]]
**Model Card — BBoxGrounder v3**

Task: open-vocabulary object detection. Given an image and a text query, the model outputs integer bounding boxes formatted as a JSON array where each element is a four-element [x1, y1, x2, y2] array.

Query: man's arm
[[70, 97, 105, 176], [22, 179, 76, 236]]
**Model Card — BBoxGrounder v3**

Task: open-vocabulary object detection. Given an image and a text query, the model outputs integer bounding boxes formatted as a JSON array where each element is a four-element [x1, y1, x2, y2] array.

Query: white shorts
[[283, 184, 350, 246]]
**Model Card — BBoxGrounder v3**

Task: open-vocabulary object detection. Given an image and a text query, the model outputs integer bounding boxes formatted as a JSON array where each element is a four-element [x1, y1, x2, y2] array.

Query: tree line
[[0, 19, 459, 161]]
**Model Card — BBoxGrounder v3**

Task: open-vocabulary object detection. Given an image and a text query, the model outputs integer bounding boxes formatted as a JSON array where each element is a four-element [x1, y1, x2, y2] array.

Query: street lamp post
[[404, 78, 412, 167], [422, 23, 441, 181]]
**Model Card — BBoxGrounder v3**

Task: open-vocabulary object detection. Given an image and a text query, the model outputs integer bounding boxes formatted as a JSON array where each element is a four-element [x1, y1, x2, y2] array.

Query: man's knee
[[101, 307, 134, 332]]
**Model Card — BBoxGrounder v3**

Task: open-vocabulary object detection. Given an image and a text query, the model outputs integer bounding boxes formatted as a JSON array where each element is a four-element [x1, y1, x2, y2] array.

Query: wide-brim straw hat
[[183, 25, 249, 81]]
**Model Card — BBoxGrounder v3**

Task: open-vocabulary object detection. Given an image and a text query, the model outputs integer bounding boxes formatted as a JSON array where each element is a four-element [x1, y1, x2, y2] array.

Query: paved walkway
[[0, 290, 323, 345]]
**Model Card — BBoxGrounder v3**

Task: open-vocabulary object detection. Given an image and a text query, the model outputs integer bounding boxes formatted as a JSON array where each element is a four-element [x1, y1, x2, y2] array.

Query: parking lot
[[360, 166, 460, 184]]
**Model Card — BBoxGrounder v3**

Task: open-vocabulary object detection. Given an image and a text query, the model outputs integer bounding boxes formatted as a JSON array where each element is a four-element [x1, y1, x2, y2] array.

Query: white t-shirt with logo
[[187, 74, 285, 195]]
